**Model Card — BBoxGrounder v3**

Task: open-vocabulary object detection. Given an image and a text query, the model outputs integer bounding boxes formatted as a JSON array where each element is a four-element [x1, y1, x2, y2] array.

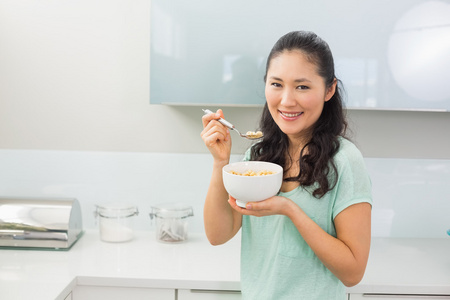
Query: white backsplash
[[366, 158, 450, 238], [0, 150, 449, 238]]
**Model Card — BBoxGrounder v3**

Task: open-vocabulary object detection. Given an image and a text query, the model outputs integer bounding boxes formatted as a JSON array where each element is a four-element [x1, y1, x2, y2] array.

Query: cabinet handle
[[362, 294, 450, 299], [190, 289, 241, 294]]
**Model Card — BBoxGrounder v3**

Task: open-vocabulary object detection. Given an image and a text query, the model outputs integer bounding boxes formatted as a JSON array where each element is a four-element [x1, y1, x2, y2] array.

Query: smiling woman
[[201, 31, 372, 300]]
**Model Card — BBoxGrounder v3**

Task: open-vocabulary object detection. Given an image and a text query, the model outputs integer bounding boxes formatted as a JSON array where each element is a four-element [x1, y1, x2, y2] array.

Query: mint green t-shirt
[[240, 138, 372, 300]]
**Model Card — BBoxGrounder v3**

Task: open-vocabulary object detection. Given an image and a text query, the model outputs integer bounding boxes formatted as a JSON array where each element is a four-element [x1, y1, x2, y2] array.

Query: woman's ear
[[325, 79, 337, 102]]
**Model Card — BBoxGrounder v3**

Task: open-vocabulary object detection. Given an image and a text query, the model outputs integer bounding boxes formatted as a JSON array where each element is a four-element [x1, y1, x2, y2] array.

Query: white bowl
[[222, 161, 283, 208]]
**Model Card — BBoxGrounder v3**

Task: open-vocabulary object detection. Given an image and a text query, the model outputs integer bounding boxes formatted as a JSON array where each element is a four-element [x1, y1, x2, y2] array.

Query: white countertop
[[349, 237, 450, 295], [0, 230, 241, 300], [0, 230, 449, 299]]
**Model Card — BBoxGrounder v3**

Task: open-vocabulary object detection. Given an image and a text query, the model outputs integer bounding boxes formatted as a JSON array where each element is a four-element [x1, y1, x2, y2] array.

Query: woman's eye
[[297, 85, 309, 90], [271, 82, 282, 88]]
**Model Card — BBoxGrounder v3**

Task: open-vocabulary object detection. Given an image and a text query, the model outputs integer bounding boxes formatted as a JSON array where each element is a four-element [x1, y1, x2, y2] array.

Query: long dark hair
[[250, 31, 348, 198]]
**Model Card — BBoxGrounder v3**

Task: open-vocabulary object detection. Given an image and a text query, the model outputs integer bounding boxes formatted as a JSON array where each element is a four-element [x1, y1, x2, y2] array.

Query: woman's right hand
[[201, 109, 232, 163]]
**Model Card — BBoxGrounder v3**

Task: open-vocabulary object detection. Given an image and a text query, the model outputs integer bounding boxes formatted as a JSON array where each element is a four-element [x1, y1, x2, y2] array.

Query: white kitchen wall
[[0, 1, 449, 240], [0, 0, 449, 158], [0, 149, 449, 238]]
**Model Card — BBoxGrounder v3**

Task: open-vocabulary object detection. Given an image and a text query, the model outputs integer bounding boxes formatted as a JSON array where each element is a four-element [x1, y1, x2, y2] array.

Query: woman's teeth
[[281, 112, 302, 117]]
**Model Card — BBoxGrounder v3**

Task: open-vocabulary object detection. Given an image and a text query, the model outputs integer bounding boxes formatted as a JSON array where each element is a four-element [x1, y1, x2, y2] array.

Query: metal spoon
[[202, 109, 263, 140]]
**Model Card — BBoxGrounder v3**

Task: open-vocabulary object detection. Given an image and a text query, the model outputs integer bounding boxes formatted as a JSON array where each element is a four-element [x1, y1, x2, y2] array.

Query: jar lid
[[95, 203, 139, 218], [150, 202, 193, 219]]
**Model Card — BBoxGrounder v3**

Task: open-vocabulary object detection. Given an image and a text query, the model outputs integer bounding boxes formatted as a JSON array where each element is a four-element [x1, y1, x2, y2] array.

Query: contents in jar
[[246, 130, 263, 139], [157, 218, 188, 242], [100, 218, 134, 242], [229, 169, 274, 176]]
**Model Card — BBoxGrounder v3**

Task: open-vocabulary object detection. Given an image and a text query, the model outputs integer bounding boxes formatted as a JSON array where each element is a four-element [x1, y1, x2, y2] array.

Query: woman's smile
[[279, 110, 304, 121]]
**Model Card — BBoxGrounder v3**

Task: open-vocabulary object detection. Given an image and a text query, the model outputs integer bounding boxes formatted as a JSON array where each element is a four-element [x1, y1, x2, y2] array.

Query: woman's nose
[[280, 89, 296, 106]]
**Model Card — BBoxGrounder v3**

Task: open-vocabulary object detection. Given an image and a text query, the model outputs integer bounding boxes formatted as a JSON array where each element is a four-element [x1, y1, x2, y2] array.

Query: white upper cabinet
[[150, 0, 450, 111]]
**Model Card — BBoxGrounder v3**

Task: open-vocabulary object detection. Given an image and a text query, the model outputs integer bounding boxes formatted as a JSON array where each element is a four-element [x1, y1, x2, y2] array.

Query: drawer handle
[[190, 289, 241, 294], [362, 294, 450, 299]]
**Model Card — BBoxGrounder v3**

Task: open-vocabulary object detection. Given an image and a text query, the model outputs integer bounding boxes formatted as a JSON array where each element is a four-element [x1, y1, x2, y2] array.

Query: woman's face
[[265, 50, 336, 142]]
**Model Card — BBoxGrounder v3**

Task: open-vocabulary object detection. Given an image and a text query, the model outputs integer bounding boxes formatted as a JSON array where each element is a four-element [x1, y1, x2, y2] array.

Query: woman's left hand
[[228, 195, 292, 217]]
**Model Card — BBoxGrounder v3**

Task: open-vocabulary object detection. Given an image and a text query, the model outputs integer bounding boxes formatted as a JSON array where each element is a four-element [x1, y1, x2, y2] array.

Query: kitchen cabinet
[[178, 289, 241, 300], [150, 0, 450, 111], [349, 294, 450, 299], [71, 286, 174, 300]]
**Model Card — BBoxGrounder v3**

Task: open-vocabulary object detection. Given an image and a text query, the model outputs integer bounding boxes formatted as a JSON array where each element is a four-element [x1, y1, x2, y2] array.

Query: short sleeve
[[332, 141, 373, 219]]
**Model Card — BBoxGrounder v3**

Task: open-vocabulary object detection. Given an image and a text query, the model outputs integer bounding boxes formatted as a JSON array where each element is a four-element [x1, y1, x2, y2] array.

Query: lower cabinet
[[71, 286, 242, 300], [70, 286, 450, 300], [349, 294, 450, 299], [177, 289, 242, 300], [72, 285, 175, 300]]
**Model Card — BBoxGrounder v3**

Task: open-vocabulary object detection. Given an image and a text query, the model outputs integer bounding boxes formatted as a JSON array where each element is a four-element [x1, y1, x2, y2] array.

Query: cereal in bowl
[[229, 169, 274, 176]]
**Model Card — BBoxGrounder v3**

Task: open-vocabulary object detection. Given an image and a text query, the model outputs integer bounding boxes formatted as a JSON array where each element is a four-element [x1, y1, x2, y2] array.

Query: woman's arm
[[201, 110, 242, 245], [288, 201, 371, 286], [229, 197, 371, 286], [203, 161, 242, 245]]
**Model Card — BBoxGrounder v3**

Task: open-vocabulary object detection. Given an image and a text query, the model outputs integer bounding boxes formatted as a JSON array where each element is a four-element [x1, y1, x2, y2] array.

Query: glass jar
[[95, 203, 139, 243], [149, 203, 193, 243]]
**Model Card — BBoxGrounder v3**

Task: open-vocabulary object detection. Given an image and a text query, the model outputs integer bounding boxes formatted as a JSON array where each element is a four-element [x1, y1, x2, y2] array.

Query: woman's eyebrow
[[294, 78, 311, 83], [268, 76, 283, 81], [268, 76, 311, 83]]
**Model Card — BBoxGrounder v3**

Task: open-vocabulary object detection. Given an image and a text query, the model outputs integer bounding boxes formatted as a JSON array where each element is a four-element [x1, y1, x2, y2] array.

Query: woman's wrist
[[212, 158, 229, 170], [281, 198, 303, 219]]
